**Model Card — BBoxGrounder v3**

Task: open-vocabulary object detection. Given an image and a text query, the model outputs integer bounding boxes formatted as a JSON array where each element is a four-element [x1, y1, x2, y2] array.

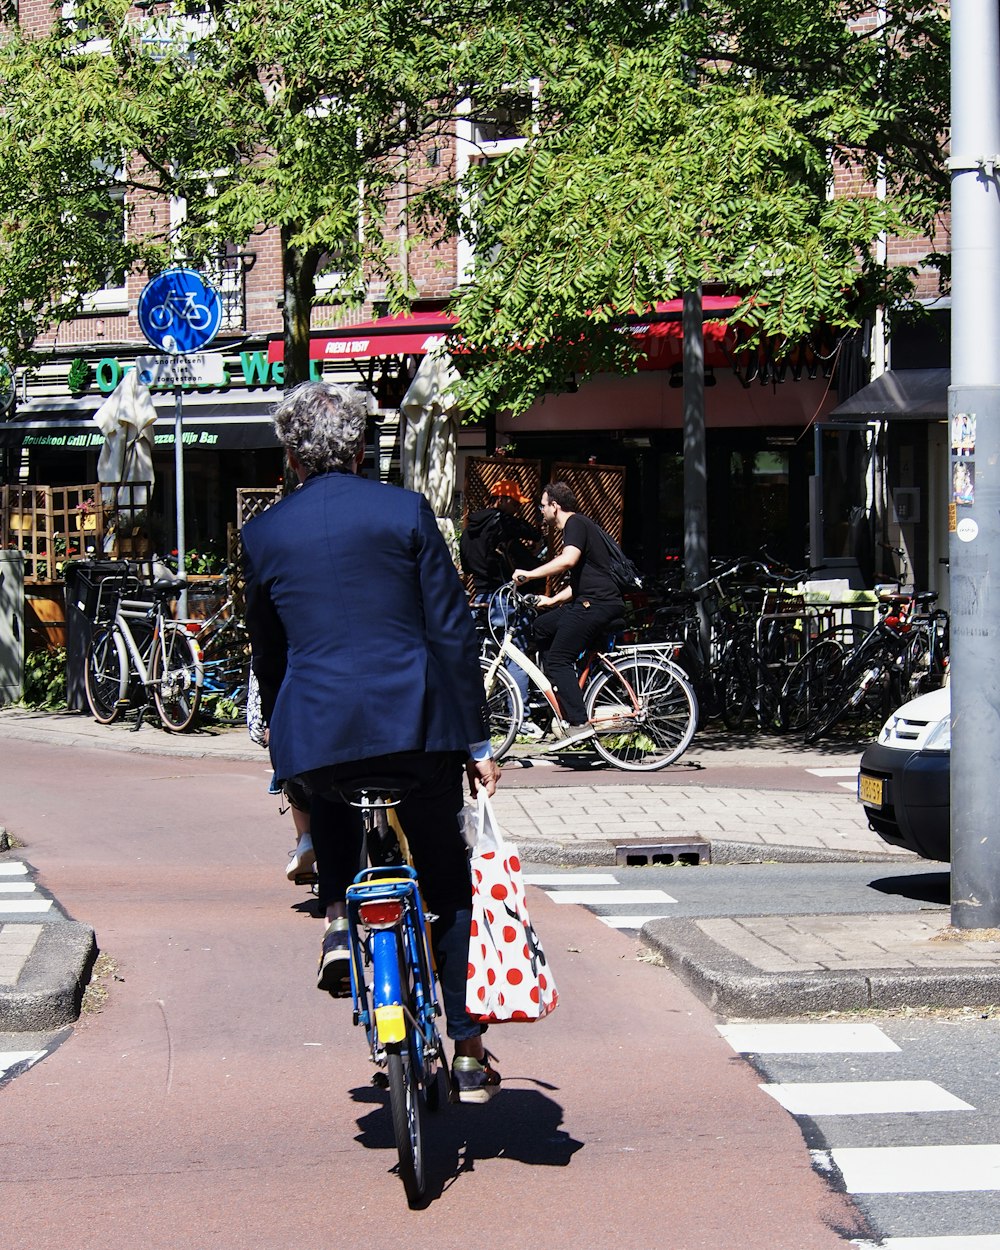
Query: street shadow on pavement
[[350, 1082, 584, 1205], [868, 870, 950, 906]]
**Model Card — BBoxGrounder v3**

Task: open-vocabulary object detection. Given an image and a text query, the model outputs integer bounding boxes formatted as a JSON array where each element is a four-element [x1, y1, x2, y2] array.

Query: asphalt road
[[0, 736, 862, 1249], [525, 859, 951, 921]]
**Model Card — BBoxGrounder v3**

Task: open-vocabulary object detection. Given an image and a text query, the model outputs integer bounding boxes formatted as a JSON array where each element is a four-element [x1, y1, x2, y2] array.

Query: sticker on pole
[[137, 268, 222, 355], [956, 517, 979, 543]]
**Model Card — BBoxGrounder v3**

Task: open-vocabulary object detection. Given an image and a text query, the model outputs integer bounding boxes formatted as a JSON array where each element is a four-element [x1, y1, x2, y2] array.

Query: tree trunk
[[281, 231, 320, 391]]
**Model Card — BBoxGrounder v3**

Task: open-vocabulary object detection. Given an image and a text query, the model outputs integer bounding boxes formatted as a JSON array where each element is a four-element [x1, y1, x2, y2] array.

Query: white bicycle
[[479, 583, 698, 771]]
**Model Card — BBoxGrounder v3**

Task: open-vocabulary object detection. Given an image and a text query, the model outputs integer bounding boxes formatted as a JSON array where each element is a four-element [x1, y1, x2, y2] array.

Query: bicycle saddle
[[326, 775, 415, 808]]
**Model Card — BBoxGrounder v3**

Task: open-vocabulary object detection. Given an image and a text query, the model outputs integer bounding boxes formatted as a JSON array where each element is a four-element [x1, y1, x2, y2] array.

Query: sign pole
[[136, 267, 222, 624], [173, 382, 187, 619]]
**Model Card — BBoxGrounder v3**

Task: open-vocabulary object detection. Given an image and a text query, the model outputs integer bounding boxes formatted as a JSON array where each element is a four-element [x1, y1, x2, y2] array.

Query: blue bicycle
[[342, 787, 448, 1205]]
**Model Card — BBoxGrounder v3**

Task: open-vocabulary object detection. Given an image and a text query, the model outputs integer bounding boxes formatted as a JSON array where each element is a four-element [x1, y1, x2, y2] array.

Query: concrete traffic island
[[640, 912, 1000, 1017], [0, 847, 97, 1031]]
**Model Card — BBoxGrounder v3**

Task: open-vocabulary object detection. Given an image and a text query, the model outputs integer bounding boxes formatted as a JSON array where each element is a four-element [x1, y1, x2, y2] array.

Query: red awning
[[266, 297, 744, 369], [267, 311, 457, 364]]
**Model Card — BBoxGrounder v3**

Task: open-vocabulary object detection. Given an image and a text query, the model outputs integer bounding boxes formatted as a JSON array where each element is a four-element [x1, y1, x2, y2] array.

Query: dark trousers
[[532, 600, 624, 724], [293, 750, 480, 1042]]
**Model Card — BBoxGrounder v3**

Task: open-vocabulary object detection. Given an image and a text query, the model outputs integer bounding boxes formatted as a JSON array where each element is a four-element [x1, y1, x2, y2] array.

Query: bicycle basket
[[69, 561, 134, 622]]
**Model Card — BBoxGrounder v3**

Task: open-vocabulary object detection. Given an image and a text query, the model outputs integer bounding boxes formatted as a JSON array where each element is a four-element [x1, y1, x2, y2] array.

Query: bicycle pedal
[[292, 871, 318, 886], [371, 1071, 389, 1090]]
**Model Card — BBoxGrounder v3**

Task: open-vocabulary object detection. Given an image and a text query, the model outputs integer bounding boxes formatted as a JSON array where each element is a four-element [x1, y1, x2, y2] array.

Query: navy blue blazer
[[243, 471, 487, 782]]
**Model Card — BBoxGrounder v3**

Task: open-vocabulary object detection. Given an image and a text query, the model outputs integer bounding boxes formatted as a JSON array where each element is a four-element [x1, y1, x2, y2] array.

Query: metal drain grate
[[615, 839, 711, 867]]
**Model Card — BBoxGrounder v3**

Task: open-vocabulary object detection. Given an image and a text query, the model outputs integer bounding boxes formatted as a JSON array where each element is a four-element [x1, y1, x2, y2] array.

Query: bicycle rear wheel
[[84, 625, 128, 724], [386, 1039, 425, 1205], [586, 657, 697, 771], [151, 626, 202, 732], [481, 658, 523, 759], [778, 638, 846, 733]]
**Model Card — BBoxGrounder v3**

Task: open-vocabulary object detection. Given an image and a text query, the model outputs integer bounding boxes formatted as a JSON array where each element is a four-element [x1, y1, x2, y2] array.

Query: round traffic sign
[[137, 268, 222, 355]]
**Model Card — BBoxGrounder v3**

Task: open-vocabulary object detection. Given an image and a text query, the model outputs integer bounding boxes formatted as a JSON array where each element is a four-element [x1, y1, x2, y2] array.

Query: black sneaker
[[451, 1052, 501, 1104], [317, 919, 350, 995]]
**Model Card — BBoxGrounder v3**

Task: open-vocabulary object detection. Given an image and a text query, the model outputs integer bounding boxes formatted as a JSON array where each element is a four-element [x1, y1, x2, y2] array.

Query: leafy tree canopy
[[0, 0, 552, 377], [449, 0, 950, 416]]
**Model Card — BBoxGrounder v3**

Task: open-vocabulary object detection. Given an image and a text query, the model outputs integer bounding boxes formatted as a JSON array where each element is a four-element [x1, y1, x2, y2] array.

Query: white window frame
[[455, 81, 539, 282]]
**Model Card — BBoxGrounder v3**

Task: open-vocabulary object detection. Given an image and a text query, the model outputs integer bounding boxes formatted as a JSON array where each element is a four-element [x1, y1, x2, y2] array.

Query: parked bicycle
[[642, 555, 814, 733], [341, 782, 448, 1206], [82, 563, 204, 732], [478, 583, 698, 770], [779, 588, 948, 742], [183, 569, 251, 726]]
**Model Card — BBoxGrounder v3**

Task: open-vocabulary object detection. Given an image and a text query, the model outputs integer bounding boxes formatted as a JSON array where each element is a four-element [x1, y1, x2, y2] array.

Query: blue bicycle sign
[[137, 268, 222, 355]]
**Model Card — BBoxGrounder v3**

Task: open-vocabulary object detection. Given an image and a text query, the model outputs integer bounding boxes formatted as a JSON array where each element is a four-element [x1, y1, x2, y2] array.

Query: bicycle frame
[[346, 865, 442, 1066], [117, 592, 203, 696], [483, 627, 683, 733]]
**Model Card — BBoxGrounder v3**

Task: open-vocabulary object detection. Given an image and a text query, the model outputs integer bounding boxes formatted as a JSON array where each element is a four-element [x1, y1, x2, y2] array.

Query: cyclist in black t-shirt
[[512, 481, 625, 743]]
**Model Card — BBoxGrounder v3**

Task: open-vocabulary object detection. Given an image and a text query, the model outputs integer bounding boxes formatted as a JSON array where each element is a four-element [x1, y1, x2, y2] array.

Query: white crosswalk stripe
[[0, 900, 53, 914], [0, 883, 37, 893], [544, 888, 677, 906], [598, 915, 665, 930], [719, 1022, 901, 1053], [0, 862, 29, 876], [819, 1144, 1000, 1193], [0, 1050, 45, 1080], [853, 1238, 1000, 1249], [762, 1080, 974, 1116], [523, 873, 619, 887]]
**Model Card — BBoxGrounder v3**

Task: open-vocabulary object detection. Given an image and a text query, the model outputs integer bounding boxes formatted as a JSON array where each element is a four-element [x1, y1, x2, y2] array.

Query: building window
[[455, 84, 539, 281]]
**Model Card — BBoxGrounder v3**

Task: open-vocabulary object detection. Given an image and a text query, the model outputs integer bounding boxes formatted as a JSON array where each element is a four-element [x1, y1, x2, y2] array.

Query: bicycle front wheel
[[84, 625, 129, 724], [481, 658, 523, 760], [586, 658, 697, 771], [150, 627, 202, 732], [386, 1040, 425, 1206]]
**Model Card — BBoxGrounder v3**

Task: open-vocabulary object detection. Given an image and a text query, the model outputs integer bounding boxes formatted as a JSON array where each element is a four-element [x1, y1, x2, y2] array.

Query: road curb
[[639, 916, 1000, 1017], [517, 836, 912, 868], [0, 922, 97, 1031]]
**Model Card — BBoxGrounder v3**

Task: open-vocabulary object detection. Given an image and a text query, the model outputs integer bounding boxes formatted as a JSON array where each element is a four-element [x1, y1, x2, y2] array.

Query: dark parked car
[[858, 685, 950, 861]]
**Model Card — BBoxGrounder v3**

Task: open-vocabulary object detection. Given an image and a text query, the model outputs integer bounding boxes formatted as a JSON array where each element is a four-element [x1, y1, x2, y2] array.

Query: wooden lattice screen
[[1, 483, 152, 584], [550, 462, 626, 541], [229, 486, 284, 610]]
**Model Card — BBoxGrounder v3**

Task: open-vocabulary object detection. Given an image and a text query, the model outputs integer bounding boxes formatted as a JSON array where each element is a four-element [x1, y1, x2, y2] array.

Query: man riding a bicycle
[[513, 481, 626, 743], [243, 381, 502, 1102]]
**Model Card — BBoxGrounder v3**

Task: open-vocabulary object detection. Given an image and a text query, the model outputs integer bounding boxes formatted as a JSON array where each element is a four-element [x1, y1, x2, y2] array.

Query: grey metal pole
[[173, 383, 188, 619], [683, 286, 710, 661], [949, 0, 1000, 928]]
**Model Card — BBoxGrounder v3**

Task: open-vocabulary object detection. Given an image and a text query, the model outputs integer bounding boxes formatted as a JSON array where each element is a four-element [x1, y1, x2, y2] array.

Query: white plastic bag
[[466, 790, 558, 1023]]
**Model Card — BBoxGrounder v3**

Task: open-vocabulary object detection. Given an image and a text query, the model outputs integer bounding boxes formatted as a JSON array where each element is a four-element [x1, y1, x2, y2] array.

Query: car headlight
[[923, 716, 951, 751]]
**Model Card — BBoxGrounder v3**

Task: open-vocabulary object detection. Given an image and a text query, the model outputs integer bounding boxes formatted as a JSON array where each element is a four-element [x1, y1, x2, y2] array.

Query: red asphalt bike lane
[[0, 738, 867, 1248]]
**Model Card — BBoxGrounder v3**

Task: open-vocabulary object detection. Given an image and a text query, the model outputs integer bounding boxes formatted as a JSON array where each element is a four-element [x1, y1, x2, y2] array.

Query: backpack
[[593, 524, 643, 594]]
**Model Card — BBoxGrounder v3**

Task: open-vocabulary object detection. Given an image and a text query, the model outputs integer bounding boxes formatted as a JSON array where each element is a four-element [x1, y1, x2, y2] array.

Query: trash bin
[[63, 560, 133, 712]]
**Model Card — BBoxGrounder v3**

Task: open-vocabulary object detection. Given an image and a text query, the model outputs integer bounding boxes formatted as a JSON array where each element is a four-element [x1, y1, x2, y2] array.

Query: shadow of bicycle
[[350, 1079, 584, 1205]]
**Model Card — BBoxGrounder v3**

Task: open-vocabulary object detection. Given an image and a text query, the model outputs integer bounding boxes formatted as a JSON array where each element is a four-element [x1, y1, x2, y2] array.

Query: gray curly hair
[[272, 381, 367, 475]]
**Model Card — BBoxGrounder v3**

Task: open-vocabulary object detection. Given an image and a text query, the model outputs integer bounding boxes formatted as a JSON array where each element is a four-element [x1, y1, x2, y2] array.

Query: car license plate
[[858, 774, 884, 807]]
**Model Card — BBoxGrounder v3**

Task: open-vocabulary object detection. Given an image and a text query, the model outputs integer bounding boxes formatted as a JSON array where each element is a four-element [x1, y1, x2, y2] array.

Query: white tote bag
[[466, 790, 558, 1023]]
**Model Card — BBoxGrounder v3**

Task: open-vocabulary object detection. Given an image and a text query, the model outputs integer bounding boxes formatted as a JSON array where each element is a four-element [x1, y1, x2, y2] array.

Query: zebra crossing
[[0, 860, 52, 915], [719, 1020, 1000, 1246], [523, 870, 675, 929]]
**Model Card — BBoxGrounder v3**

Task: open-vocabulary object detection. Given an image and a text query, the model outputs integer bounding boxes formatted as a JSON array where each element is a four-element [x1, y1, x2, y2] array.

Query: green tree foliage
[[0, 0, 544, 381], [451, 0, 950, 416]]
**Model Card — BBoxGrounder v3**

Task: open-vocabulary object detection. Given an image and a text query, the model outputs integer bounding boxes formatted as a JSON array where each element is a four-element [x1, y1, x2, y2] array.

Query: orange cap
[[491, 478, 530, 505]]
